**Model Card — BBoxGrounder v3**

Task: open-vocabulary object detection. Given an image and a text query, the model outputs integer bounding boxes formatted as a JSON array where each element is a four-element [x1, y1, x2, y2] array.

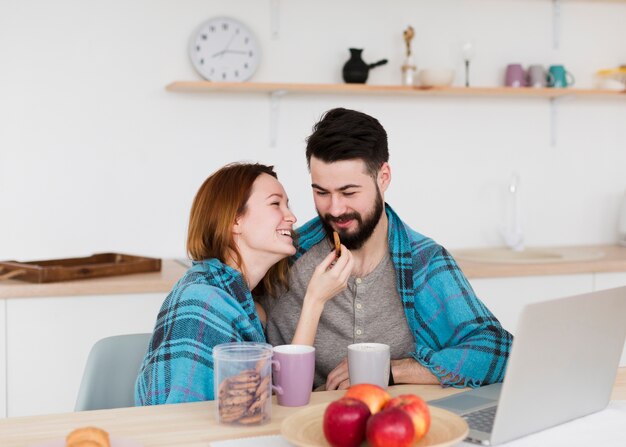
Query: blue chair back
[[75, 333, 151, 411]]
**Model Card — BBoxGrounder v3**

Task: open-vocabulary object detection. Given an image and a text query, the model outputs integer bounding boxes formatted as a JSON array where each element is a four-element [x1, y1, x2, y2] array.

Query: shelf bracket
[[550, 94, 576, 147], [550, 97, 559, 147], [552, 0, 561, 50], [269, 89, 287, 147], [270, 0, 280, 39]]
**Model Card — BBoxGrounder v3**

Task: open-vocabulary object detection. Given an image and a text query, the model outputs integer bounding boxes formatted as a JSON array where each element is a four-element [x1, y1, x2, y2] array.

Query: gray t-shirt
[[265, 240, 415, 389]]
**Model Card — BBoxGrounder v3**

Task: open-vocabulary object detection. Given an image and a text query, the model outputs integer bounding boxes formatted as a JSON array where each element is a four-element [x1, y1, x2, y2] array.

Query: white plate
[[31, 436, 143, 447], [281, 403, 469, 447]]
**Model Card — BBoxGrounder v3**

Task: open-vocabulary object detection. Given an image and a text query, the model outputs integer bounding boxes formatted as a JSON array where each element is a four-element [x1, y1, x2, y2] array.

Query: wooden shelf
[[166, 81, 626, 99]]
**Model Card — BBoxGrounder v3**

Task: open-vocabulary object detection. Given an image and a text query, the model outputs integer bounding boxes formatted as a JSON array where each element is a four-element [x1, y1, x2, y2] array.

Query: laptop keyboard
[[464, 406, 497, 432]]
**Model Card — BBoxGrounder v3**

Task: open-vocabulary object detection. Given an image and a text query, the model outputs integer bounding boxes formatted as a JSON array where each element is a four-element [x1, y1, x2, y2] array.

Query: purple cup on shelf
[[272, 345, 315, 407], [505, 63, 527, 87]]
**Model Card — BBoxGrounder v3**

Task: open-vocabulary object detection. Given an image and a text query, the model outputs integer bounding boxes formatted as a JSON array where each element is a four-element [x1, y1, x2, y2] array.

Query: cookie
[[255, 375, 271, 398], [239, 413, 265, 425], [218, 379, 230, 396], [220, 393, 254, 407], [254, 357, 268, 374], [247, 393, 268, 414], [229, 380, 259, 391], [219, 407, 247, 423], [229, 370, 259, 383], [219, 403, 247, 415], [226, 387, 255, 397]]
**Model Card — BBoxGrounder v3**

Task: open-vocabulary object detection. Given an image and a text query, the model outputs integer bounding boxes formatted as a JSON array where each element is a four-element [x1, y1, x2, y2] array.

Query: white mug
[[348, 343, 390, 388]]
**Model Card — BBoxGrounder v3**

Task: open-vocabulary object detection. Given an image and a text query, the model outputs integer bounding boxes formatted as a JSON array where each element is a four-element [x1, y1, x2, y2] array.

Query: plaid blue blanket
[[296, 204, 512, 387], [135, 259, 265, 405]]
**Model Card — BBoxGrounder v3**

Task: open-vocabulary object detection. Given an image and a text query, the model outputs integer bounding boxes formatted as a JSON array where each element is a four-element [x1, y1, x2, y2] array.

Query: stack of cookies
[[217, 360, 271, 425]]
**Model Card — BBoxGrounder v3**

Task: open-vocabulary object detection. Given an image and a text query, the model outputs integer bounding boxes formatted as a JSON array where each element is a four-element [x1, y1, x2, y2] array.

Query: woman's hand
[[304, 244, 354, 309], [291, 245, 353, 346]]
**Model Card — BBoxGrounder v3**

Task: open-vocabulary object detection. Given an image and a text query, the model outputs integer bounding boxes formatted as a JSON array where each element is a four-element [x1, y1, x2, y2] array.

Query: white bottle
[[619, 190, 626, 246], [401, 56, 416, 86], [503, 172, 524, 251]]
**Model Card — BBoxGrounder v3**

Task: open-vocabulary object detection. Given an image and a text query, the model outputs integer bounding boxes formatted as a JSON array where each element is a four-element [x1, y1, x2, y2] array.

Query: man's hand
[[390, 358, 440, 384], [325, 357, 350, 390], [325, 357, 441, 390]]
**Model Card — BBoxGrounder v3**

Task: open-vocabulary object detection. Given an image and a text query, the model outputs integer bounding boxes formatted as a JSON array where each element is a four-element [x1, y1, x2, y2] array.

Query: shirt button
[[355, 278, 362, 284], [356, 303, 362, 309], [356, 329, 362, 335]]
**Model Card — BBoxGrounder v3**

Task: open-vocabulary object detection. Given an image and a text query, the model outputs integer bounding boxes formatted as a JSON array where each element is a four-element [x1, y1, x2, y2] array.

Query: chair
[[75, 333, 151, 411]]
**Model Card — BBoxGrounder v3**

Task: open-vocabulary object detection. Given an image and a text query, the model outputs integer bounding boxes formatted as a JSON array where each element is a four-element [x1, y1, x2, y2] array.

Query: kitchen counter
[[1, 245, 625, 299], [454, 244, 626, 279], [0, 259, 188, 299]]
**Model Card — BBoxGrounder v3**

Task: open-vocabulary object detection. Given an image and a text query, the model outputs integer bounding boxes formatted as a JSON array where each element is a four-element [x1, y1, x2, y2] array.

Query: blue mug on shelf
[[548, 65, 575, 88]]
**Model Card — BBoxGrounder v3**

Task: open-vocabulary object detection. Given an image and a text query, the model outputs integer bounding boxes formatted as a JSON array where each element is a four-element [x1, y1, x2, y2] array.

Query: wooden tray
[[0, 253, 161, 283], [281, 403, 469, 447]]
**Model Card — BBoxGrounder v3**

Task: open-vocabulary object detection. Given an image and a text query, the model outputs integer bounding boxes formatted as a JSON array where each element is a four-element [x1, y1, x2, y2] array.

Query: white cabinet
[[0, 299, 6, 418], [469, 274, 594, 335], [6, 293, 164, 417]]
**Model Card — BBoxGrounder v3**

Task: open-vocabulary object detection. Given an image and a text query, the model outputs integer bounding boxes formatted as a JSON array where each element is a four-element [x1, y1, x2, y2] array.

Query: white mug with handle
[[348, 343, 390, 388]]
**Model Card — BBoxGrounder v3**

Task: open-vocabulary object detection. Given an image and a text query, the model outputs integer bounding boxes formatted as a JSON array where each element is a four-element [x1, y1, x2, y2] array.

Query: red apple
[[384, 394, 431, 442], [366, 407, 415, 447], [323, 397, 371, 447], [343, 383, 390, 415]]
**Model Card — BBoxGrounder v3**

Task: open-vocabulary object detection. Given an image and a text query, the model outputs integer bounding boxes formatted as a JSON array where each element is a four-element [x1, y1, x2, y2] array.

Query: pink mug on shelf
[[505, 63, 527, 87]]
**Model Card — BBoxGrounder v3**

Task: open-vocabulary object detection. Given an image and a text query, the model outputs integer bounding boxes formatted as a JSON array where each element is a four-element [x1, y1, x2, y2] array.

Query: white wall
[[1, 0, 625, 261]]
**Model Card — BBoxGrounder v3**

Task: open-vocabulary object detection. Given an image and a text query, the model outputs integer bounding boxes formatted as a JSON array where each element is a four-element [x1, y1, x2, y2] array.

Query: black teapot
[[342, 48, 388, 84]]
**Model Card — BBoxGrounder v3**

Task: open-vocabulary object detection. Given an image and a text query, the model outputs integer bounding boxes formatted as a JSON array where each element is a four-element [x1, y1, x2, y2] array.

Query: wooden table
[[1, 368, 624, 447]]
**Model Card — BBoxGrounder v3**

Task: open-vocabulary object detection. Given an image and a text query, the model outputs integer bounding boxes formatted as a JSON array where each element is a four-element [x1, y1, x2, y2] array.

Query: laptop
[[429, 286, 626, 445]]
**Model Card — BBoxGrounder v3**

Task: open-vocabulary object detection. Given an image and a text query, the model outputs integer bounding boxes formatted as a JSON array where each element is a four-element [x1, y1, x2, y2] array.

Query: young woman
[[135, 163, 352, 405]]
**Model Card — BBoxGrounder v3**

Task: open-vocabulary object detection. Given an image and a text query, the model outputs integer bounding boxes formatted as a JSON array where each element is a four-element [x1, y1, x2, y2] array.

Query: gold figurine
[[403, 26, 415, 57], [401, 26, 416, 86]]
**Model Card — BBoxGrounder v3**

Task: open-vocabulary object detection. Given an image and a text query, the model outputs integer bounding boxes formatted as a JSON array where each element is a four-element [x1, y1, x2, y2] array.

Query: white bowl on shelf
[[418, 68, 455, 87], [595, 78, 626, 91]]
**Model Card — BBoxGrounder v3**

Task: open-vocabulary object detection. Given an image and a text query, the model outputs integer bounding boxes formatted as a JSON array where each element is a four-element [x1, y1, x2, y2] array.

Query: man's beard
[[319, 191, 384, 250]]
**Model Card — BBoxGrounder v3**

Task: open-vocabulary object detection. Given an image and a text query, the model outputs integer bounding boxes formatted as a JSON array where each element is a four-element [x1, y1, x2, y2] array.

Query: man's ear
[[378, 162, 391, 193]]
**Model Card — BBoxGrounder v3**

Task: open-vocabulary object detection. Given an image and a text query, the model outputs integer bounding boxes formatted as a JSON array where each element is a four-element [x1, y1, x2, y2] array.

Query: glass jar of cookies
[[213, 342, 274, 425]]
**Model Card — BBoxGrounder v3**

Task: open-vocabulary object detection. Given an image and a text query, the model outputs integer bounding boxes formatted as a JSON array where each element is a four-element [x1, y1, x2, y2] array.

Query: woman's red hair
[[187, 163, 289, 296]]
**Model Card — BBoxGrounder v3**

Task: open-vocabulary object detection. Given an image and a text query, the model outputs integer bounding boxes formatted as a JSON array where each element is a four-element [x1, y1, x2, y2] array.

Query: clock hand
[[212, 49, 248, 58], [213, 32, 239, 59]]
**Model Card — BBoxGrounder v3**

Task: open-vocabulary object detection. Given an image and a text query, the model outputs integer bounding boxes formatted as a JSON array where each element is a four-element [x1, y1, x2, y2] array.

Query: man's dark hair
[[305, 108, 389, 177]]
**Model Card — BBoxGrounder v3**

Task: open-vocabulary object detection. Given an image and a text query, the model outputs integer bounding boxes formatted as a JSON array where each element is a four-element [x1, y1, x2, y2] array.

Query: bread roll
[[66, 426, 110, 447]]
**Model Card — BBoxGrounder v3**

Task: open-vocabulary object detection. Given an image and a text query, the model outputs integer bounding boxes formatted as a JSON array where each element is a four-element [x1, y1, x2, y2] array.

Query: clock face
[[189, 17, 260, 82]]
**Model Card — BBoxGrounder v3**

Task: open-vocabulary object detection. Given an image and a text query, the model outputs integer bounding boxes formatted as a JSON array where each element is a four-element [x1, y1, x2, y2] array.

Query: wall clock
[[189, 17, 261, 82]]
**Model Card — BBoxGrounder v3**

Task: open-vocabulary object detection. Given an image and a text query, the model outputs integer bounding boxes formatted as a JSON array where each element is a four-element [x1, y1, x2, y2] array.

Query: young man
[[265, 108, 512, 390]]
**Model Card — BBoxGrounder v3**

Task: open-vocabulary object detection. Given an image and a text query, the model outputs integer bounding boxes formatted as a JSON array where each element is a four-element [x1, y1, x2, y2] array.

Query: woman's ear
[[232, 217, 242, 235]]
